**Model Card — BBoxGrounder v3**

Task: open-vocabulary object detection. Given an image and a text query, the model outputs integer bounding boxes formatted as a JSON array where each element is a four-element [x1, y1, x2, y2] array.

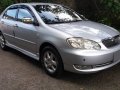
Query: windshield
[[34, 5, 86, 24]]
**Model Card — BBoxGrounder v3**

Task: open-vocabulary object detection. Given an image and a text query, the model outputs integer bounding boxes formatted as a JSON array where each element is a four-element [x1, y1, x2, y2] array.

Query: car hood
[[49, 21, 119, 42]]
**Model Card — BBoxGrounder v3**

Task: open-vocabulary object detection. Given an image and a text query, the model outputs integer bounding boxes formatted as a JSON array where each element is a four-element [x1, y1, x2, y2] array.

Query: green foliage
[[0, 0, 14, 12], [98, 0, 120, 30], [43, 0, 53, 2], [101, 0, 120, 15]]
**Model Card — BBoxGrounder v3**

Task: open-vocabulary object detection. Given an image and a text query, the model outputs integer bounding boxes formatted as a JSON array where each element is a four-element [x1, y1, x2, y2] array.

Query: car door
[[13, 6, 38, 54], [0, 6, 18, 44]]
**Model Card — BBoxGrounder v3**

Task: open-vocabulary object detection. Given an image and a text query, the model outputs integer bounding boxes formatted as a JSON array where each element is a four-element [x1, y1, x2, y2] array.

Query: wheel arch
[[39, 42, 64, 69], [0, 30, 6, 39], [0, 30, 4, 36], [39, 42, 60, 57]]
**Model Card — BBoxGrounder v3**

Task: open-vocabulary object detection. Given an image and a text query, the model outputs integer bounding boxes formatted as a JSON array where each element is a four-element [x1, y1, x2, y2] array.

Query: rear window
[[3, 8, 17, 20]]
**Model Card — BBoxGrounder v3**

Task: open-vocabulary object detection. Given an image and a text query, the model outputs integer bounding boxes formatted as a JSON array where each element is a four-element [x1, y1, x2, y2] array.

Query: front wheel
[[41, 46, 64, 77]]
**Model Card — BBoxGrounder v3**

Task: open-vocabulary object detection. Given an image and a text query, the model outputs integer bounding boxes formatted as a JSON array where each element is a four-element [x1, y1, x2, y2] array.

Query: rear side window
[[3, 8, 17, 20], [17, 8, 34, 22]]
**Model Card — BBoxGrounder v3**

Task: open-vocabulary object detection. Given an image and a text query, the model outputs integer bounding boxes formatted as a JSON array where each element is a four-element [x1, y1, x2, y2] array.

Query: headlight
[[67, 37, 101, 50]]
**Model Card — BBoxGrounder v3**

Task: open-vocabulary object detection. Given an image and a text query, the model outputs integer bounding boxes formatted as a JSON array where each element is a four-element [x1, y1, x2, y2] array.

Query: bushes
[[97, 0, 120, 30], [0, 0, 14, 12]]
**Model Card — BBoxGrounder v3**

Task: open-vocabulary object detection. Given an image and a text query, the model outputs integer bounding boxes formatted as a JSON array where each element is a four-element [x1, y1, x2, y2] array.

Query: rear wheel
[[41, 46, 64, 77], [0, 32, 7, 50]]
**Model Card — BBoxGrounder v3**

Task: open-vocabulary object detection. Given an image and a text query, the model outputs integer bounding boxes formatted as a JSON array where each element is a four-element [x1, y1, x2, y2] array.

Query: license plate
[[114, 50, 120, 61]]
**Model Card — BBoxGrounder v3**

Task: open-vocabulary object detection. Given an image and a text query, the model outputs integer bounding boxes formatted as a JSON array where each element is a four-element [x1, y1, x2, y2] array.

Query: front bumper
[[60, 44, 120, 74]]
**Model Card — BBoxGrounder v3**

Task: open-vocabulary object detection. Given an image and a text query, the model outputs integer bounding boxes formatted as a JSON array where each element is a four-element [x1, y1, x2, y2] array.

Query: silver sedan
[[0, 3, 120, 77]]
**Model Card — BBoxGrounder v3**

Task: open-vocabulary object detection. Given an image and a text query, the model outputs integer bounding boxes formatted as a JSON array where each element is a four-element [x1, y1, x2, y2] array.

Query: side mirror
[[22, 17, 39, 26], [22, 17, 33, 24]]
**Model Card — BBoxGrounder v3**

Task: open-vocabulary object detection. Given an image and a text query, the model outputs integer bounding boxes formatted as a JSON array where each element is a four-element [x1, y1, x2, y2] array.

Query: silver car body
[[0, 3, 120, 74]]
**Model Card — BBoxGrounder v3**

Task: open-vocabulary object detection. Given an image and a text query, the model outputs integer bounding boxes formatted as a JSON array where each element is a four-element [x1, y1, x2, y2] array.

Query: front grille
[[102, 35, 120, 48]]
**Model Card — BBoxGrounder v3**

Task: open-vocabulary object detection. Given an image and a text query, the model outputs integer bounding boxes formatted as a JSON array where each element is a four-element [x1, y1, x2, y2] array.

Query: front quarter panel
[[37, 25, 72, 52]]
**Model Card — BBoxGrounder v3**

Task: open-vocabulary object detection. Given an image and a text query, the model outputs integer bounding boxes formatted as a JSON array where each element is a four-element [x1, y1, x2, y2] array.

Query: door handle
[[13, 24, 18, 27]]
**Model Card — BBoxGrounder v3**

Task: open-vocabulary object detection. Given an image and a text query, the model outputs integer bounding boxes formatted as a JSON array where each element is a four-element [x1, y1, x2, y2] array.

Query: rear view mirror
[[22, 17, 39, 26]]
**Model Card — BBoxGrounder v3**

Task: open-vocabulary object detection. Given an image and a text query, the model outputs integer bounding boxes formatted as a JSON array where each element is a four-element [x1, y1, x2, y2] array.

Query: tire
[[0, 32, 7, 50], [41, 46, 64, 77]]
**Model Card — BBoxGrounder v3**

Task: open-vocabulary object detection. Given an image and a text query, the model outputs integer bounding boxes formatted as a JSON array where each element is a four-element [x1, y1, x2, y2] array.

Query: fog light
[[73, 64, 93, 70]]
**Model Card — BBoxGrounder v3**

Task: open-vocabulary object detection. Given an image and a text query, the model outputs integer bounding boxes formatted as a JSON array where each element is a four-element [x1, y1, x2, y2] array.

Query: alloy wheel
[[43, 51, 58, 73]]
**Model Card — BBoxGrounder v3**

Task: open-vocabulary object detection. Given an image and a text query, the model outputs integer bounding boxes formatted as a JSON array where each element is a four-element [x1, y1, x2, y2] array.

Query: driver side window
[[17, 8, 34, 22]]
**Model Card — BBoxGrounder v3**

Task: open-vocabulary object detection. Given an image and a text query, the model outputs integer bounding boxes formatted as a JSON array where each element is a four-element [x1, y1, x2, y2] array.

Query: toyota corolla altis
[[0, 3, 120, 77]]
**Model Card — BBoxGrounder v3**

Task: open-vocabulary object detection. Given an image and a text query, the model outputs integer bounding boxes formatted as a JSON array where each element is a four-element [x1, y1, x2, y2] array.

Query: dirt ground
[[0, 48, 120, 90]]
